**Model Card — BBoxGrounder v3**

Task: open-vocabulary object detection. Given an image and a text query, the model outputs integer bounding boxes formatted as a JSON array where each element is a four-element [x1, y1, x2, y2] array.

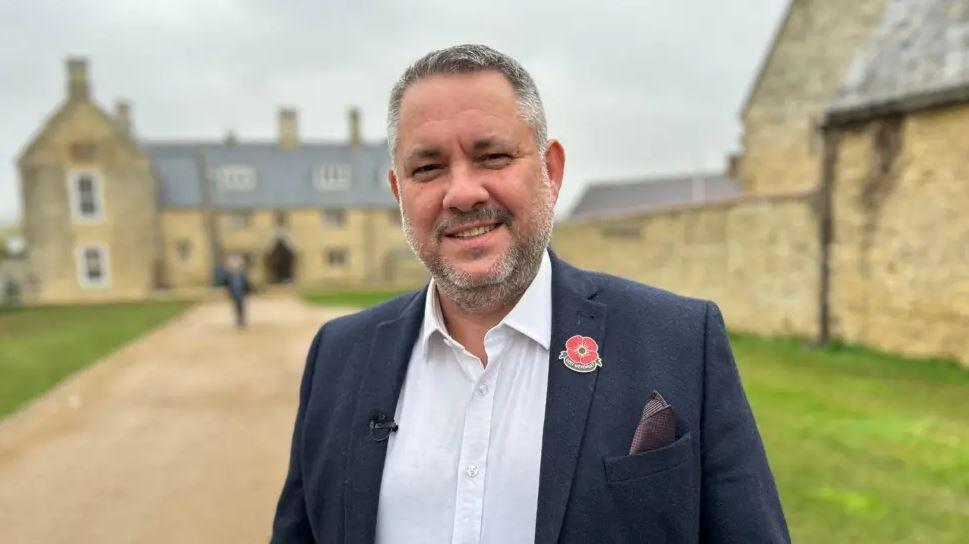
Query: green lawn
[[733, 334, 969, 543], [307, 292, 968, 542], [0, 300, 193, 418]]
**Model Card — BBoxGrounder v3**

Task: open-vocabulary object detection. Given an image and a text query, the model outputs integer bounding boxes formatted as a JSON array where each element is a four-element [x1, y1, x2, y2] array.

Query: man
[[223, 255, 250, 329], [271, 44, 789, 543]]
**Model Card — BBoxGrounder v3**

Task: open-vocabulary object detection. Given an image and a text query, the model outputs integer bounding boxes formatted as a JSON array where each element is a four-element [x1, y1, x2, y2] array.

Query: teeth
[[452, 224, 498, 239]]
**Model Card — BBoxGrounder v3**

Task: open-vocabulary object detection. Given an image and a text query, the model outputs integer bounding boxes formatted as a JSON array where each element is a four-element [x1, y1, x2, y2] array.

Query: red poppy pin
[[559, 335, 602, 373]]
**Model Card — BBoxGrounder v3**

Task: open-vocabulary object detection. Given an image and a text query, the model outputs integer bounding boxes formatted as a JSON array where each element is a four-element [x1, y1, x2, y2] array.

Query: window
[[321, 209, 346, 227], [274, 210, 288, 227], [214, 164, 257, 192], [68, 170, 104, 221], [75, 244, 110, 288], [326, 249, 348, 267], [176, 240, 192, 261], [314, 164, 351, 190], [226, 212, 252, 229]]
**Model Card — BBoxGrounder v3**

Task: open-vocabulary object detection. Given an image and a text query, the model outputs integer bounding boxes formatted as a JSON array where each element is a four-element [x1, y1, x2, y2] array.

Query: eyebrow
[[472, 138, 508, 152], [404, 147, 442, 164], [403, 137, 512, 165]]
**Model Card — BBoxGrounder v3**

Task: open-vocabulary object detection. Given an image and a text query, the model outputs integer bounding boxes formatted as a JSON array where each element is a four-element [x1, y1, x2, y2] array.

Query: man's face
[[390, 71, 564, 307]]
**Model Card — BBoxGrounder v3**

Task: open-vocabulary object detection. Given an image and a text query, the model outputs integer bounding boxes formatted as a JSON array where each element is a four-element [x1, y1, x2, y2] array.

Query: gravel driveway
[[0, 295, 346, 543]]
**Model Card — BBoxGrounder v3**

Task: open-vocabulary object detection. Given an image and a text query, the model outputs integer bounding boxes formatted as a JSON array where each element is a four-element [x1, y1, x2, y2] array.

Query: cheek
[[401, 185, 444, 230], [491, 172, 540, 217]]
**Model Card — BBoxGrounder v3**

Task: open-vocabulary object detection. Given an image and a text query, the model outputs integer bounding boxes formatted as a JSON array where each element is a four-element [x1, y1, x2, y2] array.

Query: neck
[[438, 289, 518, 367]]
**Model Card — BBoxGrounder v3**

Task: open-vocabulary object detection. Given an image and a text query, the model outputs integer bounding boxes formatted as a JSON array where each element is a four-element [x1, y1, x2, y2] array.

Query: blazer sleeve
[[270, 326, 324, 543], [699, 302, 791, 543]]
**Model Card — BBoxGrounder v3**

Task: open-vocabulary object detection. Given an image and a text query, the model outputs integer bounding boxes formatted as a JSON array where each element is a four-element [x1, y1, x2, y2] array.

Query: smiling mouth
[[447, 223, 501, 239]]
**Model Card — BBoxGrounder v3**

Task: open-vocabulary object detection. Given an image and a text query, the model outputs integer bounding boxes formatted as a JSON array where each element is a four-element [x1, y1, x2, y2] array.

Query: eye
[[411, 164, 442, 179], [481, 153, 512, 168]]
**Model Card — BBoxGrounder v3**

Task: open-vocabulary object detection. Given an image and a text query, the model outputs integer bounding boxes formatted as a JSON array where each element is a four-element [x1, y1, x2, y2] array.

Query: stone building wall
[[739, 0, 887, 194], [828, 104, 969, 364], [554, 193, 821, 338], [19, 101, 159, 303], [159, 210, 212, 289], [554, 101, 969, 366], [164, 207, 422, 289]]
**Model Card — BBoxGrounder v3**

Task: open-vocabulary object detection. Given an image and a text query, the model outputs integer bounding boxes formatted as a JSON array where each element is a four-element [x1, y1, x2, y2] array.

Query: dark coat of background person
[[223, 267, 250, 327], [271, 253, 790, 543]]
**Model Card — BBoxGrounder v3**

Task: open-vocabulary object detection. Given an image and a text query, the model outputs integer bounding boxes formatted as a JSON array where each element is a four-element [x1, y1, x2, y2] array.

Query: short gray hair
[[387, 44, 548, 166]]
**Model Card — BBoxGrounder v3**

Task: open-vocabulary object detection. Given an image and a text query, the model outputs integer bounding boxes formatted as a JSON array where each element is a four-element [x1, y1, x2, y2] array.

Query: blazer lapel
[[535, 255, 607, 544], [344, 287, 426, 544]]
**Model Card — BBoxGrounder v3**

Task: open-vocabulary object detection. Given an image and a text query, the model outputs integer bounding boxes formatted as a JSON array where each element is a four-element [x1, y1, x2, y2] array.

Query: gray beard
[[400, 176, 554, 315]]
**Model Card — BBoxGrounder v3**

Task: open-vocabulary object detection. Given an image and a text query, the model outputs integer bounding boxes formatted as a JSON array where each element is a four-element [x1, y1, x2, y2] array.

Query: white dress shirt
[[375, 251, 552, 544]]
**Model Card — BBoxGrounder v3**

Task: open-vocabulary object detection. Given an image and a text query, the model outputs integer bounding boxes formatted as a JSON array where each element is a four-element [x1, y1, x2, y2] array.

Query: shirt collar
[[419, 249, 553, 353]]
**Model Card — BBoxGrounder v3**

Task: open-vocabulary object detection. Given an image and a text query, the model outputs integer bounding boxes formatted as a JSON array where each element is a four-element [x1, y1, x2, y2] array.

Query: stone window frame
[[176, 239, 192, 262], [215, 164, 258, 192], [74, 243, 111, 289], [225, 211, 253, 230], [321, 209, 347, 228], [326, 248, 348, 268], [67, 168, 105, 223], [314, 164, 351, 191]]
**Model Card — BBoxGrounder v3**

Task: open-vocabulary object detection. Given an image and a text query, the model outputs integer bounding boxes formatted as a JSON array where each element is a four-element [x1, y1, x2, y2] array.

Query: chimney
[[114, 100, 132, 137], [277, 108, 299, 149], [67, 57, 90, 101], [348, 107, 362, 148]]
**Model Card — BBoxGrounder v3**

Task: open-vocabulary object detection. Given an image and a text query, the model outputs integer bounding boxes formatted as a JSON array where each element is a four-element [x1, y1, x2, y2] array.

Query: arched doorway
[[264, 238, 297, 284]]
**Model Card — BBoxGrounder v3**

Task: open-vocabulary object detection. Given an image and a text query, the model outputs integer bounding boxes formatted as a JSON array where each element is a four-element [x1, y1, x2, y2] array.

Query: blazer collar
[[344, 286, 426, 544], [535, 251, 607, 544], [342, 251, 606, 543]]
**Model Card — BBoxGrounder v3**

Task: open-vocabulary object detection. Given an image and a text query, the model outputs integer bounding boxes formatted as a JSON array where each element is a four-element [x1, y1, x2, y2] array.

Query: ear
[[389, 168, 401, 204], [544, 139, 566, 202]]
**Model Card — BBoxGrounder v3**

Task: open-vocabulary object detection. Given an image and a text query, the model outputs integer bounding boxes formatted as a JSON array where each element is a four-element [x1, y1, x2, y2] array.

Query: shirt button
[[477, 384, 489, 397], [465, 464, 479, 478]]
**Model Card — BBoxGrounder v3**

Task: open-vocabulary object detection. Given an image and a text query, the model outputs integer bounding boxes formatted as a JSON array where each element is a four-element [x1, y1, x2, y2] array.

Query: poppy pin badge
[[558, 335, 602, 373]]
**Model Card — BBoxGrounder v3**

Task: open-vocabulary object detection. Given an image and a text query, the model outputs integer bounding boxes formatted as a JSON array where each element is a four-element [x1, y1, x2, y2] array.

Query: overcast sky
[[0, 0, 788, 225]]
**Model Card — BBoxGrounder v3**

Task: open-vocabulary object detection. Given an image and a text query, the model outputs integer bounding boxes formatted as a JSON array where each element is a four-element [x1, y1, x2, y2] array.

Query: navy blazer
[[271, 254, 790, 543]]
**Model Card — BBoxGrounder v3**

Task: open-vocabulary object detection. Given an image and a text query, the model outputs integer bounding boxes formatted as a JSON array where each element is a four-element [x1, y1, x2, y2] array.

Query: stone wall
[[160, 207, 424, 289], [740, 0, 887, 194], [160, 210, 212, 288], [19, 101, 160, 303], [828, 104, 969, 364], [555, 101, 969, 366], [554, 192, 821, 338]]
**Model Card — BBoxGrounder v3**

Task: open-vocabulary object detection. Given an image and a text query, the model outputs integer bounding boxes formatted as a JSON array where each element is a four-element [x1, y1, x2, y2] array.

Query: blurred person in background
[[223, 254, 250, 329]]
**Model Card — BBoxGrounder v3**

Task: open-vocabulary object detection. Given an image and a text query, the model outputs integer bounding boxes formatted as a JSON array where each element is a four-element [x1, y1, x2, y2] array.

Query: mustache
[[434, 206, 513, 238]]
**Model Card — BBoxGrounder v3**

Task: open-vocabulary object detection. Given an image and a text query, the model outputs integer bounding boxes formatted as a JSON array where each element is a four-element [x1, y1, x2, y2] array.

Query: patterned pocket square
[[629, 391, 676, 455]]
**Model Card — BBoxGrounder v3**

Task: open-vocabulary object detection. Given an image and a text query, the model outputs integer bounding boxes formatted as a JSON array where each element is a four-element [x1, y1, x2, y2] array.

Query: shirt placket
[[449, 329, 507, 544]]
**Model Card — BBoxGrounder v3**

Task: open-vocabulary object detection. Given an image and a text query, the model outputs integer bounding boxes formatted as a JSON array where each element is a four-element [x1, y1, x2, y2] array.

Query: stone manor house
[[17, 59, 424, 303], [559, 0, 969, 365]]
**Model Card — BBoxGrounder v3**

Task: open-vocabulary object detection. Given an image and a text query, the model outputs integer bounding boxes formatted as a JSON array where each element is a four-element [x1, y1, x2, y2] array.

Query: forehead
[[396, 71, 524, 145]]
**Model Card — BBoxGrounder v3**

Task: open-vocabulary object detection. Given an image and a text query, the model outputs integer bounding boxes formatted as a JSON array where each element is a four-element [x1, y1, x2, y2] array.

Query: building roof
[[828, 0, 969, 122], [144, 140, 395, 210], [568, 173, 740, 220]]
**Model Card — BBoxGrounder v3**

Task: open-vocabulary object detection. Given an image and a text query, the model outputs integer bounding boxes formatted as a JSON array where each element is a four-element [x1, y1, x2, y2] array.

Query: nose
[[441, 163, 489, 213]]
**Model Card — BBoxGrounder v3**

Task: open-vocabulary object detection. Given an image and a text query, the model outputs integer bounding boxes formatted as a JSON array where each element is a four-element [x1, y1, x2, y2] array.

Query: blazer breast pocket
[[602, 433, 697, 542], [604, 432, 693, 483]]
